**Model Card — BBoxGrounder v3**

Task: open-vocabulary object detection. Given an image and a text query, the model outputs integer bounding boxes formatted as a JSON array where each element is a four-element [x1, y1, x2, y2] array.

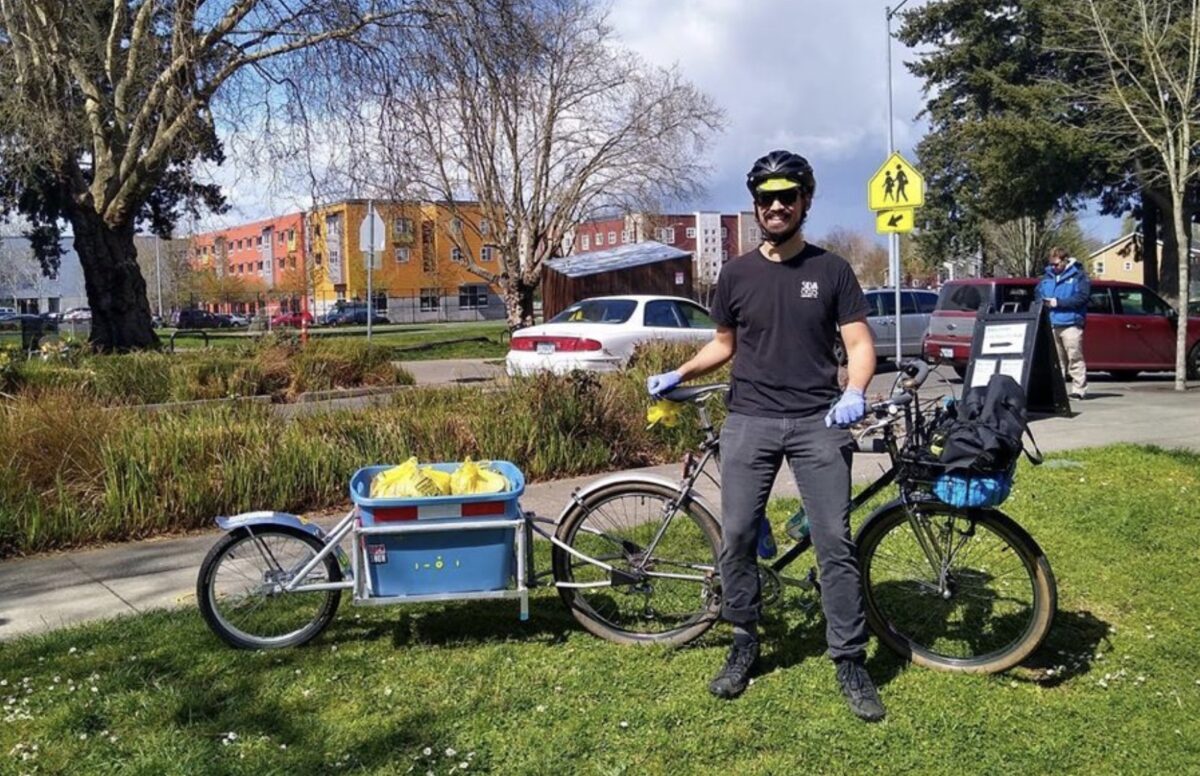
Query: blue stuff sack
[[933, 471, 1013, 508]]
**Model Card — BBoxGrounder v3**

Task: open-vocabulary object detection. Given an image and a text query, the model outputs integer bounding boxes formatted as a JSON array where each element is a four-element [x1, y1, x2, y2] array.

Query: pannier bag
[[927, 374, 1041, 509]]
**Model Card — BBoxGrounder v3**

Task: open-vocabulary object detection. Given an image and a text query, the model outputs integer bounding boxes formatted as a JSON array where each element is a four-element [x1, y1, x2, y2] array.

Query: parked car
[[224, 312, 250, 327], [506, 295, 716, 376], [172, 309, 225, 329], [270, 311, 314, 328], [863, 288, 940, 358], [923, 278, 1200, 379], [0, 307, 16, 320], [61, 307, 92, 322], [326, 308, 389, 326]]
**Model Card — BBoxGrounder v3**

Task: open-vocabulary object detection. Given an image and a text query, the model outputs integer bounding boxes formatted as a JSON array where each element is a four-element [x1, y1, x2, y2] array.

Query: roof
[[546, 241, 692, 278]]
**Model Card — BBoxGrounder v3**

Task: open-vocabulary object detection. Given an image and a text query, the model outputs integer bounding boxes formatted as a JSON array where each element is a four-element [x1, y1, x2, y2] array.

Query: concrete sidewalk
[[2, 380, 1197, 641]]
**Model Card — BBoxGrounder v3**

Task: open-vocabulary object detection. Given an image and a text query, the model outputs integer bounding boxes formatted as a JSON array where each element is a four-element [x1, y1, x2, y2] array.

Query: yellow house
[[1087, 233, 1145, 283], [307, 200, 503, 321]]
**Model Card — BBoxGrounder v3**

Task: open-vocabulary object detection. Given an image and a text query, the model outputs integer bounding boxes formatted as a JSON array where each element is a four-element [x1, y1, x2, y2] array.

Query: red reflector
[[461, 501, 506, 517], [576, 338, 603, 351], [372, 506, 418, 522]]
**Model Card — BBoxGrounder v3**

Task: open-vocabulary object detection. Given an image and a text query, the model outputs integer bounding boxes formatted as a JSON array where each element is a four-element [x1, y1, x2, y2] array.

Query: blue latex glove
[[646, 370, 683, 398], [825, 387, 866, 428]]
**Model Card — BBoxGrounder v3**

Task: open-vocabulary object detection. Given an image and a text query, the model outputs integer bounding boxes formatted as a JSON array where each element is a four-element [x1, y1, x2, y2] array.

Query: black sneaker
[[708, 637, 759, 699], [835, 658, 886, 722]]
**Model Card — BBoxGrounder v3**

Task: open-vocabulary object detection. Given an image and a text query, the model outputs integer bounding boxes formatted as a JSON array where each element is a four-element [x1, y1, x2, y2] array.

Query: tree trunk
[[68, 208, 160, 352], [1167, 189, 1191, 391], [1140, 192, 1158, 291], [500, 278, 537, 330]]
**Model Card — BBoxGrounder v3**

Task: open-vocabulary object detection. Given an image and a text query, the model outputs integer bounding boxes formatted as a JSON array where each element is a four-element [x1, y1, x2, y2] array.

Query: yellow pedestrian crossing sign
[[876, 208, 915, 234], [868, 152, 924, 211]]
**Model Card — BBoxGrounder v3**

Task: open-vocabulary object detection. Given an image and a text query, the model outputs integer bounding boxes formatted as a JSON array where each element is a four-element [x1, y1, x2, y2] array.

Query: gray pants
[[718, 412, 868, 661], [1051, 325, 1088, 395]]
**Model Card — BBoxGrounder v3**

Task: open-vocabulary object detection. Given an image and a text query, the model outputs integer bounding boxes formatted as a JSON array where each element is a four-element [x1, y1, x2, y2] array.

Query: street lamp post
[[885, 0, 909, 365]]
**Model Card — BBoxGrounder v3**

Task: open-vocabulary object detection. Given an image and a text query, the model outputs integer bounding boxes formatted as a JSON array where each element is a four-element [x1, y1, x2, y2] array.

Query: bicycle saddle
[[662, 383, 729, 403]]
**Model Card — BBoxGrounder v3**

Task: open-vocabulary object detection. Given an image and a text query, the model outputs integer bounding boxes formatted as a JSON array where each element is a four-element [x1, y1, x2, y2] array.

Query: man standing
[[1035, 247, 1090, 400], [646, 150, 884, 722]]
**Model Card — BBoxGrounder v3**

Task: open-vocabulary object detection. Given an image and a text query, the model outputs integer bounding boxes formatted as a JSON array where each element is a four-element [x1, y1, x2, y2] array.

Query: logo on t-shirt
[[800, 281, 820, 299]]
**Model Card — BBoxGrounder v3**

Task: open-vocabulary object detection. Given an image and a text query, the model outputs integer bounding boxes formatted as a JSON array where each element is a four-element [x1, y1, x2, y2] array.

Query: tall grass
[[0, 346, 717, 556], [8, 338, 413, 405]]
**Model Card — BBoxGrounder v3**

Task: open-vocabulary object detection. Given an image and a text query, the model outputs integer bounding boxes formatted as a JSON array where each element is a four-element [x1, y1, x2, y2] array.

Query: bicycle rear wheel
[[552, 481, 721, 646], [197, 526, 342, 650], [855, 501, 1056, 673]]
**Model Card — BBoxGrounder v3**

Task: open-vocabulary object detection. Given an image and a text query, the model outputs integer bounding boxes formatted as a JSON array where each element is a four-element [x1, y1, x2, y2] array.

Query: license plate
[[940, 347, 954, 358], [369, 544, 387, 564], [536, 342, 555, 354]]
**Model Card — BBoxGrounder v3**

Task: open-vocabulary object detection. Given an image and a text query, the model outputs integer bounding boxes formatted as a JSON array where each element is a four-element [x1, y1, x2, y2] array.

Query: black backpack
[[935, 374, 1043, 473]]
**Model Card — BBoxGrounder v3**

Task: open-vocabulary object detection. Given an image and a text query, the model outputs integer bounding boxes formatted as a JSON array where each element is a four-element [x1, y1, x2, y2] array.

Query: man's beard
[[757, 206, 808, 245]]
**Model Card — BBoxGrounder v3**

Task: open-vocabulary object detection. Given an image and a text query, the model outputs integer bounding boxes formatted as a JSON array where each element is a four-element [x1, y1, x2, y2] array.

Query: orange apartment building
[[188, 201, 503, 321]]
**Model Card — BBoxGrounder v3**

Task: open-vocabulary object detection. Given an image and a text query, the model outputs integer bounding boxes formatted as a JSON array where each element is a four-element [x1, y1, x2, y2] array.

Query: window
[[937, 283, 983, 312], [721, 227, 728, 239], [315, 253, 323, 266], [1124, 261, 1133, 272], [450, 217, 463, 235], [595, 232, 604, 246], [608, 231, 617, 245], [420, 288, 440, 311], [451, 247, 464, 263], [257, 261, 264, 271], [1115, 287, 1172, 316], [396, 247, 410, 263], [644, 300, 684, 328], [1087, 288, 1113, 314], [549, 298, 636, 324], [621, 230, 631, 244], [458, 284, 489, 309], [655, 227, 675, 244], [908, 291, 939, 313], [996, 284, 1035, 312], [869, 292, 896, 317], [677, 301, 717, 329], [289, 256, 296, 269], [480, 218, 490, 236], [581, 234, 590, 251], [257, 236, 263, 246], [394, 218, 414, 238], [686, 227, 697, 239], [481, 245, 494, 262], [228, 265, 235, 274], [721, 248, 728, 261], [1094, 260, 1105, 275]]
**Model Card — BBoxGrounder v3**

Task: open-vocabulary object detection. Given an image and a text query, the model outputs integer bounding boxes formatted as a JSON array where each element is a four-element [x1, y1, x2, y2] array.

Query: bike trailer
[[349, 461, 526, 598]]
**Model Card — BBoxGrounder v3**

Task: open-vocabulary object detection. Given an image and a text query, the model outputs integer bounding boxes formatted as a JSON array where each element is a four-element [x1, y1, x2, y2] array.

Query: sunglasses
[[754, 188, 801, 208]]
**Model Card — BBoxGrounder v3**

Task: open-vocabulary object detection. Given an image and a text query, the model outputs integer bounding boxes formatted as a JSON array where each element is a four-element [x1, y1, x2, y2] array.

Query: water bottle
[[785, 506, 811, 541], [756, 517, 777, 559]]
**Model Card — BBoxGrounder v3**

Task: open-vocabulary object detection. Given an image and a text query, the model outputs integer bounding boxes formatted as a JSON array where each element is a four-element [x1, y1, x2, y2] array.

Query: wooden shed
[[542, 241, 694, 320]]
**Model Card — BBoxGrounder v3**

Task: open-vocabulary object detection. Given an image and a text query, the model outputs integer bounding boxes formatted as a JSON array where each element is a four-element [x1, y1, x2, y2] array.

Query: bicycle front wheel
[[197, 526, 342, 649], [856, 501, 1056, 673], [552, 481, 721, 646]]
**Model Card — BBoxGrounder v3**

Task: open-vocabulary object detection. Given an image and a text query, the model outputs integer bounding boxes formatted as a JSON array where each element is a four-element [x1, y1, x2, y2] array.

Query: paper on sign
[[998, 359, 1024, 381], [981, 323, 1028, 355], [970, 359, 997, 388]]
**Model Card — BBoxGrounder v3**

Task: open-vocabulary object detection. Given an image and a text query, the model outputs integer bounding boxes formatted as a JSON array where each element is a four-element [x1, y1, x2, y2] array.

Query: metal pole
[[154, 235, 163, 317], [887, 1, 908, 365], [367, 200, 375, 344]]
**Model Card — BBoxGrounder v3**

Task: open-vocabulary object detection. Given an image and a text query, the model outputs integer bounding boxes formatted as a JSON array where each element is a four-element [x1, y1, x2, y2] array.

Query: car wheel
[[1188, 342, 1200, 381]]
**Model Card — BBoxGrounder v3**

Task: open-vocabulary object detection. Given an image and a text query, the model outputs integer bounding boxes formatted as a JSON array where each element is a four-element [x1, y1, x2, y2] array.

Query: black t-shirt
[[710, 243, 870, 418]]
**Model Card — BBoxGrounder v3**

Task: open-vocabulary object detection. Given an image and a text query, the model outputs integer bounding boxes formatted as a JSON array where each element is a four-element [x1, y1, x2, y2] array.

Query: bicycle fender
[[555, 472, 719, 525], [215, 511, 327, 541]]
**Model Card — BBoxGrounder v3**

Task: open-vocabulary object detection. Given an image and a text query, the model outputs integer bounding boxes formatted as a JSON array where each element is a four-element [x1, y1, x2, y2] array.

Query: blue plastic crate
[[350, 461, 525, 597]]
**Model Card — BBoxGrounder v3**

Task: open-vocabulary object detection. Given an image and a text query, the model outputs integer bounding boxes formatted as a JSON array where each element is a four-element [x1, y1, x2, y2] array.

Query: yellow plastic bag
[[450, 457, 509, 495], [370, 457, 419, 497], [646, 399, 682, 429], [419, 466, 452, 495]]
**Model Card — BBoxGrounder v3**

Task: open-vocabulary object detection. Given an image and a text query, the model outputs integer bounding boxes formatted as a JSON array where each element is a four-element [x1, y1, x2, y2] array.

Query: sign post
[[358, 202, 386, 344], [867, 150, 925, 363]]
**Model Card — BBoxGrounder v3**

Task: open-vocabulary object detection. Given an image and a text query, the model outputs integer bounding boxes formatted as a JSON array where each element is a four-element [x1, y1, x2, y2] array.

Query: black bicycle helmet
[[745, 150, 816, 195]]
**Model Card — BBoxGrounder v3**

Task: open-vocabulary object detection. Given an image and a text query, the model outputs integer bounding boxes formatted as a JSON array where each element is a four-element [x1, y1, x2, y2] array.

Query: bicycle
[[550, 360, 1057, 673]]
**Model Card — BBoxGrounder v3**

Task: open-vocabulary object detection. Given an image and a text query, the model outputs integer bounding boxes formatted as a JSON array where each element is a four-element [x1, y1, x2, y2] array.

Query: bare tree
[[1060, 0, 1200, 388], [981, 210, 1093, 278], [367, 0, 723, 328], [820, 227, 888, 287], [0, 1, 409, 351]]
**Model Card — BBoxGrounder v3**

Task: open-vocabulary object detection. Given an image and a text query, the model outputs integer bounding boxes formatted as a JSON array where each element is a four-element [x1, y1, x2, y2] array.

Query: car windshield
[[549, 299, 637, 324], [936, 284, 985, 312]]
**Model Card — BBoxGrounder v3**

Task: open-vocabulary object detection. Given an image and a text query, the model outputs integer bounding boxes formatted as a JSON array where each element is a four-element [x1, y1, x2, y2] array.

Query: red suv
[[923, 278, 1200, 379]]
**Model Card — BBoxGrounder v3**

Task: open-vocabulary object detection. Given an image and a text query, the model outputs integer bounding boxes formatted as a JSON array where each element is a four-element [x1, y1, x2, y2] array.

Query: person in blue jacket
[[1035, 247, 1090, 399]]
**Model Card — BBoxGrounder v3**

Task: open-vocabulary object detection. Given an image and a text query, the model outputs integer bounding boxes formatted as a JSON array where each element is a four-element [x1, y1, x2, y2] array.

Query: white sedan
[[506, 295, 717, 376]]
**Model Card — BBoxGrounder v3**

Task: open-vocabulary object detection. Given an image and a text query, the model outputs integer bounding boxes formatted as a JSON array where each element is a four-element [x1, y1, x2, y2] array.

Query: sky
[[197, 0, 1126, 246]]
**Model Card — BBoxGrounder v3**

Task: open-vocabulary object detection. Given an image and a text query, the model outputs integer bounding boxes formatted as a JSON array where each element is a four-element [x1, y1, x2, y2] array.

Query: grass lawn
[[163, 321, 511, 361], [1, 445, 1198, 774]]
